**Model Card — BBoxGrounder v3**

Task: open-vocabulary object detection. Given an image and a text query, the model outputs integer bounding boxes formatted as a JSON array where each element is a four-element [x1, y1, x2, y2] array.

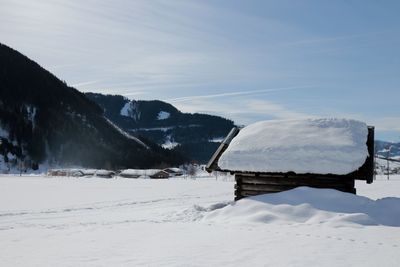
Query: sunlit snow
[[157, 111, 170, 120], [0, 174, 399, 266], [219, 118, 369, 174]]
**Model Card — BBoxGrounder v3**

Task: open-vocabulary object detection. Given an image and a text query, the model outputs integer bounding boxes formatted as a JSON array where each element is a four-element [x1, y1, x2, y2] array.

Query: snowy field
[[0, 175, 399, 267]]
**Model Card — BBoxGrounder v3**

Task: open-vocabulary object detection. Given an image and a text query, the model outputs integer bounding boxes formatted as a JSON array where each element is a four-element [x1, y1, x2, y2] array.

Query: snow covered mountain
[[0, 43, 185, 171], [375, 140, 400, 158], [374, 140, 400, 175], [86, 93, 235, 163]]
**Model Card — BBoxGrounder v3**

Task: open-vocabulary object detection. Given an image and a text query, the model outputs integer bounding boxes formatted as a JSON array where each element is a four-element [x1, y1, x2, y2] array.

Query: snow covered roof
[[218, 118, 369, 175]]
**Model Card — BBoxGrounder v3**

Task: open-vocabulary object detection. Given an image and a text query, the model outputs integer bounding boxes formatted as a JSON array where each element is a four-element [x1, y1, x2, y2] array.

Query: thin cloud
[[173, 97, 314, 125], [122, 91, 147, 97], [283, 31, 390, 46], [166, 85, 315, 103], [70, 80, 102, 88], [49, 63, 79, 70]]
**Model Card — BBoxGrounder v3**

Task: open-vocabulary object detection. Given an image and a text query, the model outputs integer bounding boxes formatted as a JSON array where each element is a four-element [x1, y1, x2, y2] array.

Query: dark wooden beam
[[366, 126, 375, 184], [237, 175, 355, 187], [205, 127, 240, 173]]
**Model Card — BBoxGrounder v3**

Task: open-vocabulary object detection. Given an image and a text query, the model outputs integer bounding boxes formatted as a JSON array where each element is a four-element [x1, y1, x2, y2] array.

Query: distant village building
[[119, 169, 143, 178], [163, 167, 183, 177], [47, 169, 84, 177], [81, 169, 96, 176], [47, 169, 113, 178], [206, 118, 375, 200], [95, 170, 115, 178], [119, 169, 170, 179], [149, 170, 170, 179], [47, 169, 68, 177], [70, 170, 84, 177]]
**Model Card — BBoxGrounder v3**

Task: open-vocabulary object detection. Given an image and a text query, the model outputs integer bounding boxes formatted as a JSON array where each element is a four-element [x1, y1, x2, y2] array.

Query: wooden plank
[[237, 172, 357, 180], [237, 172, 354, 179], [239, 186, 356, 197], [236, 170, 370, 182], [240, 183, 353, 192], [283, 174, 350, 181], [240, 190, 281, 196], [239, 176, 354, 187], [241, 184, 297, 192], [237, 172, 256, 177], [240, 178, 348, 186], [241, 182, 355, 191], [257, 173, 286, 178]]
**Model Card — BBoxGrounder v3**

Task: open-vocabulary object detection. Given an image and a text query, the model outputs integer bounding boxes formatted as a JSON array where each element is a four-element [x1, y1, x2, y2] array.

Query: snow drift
[[219, 118, 369, 175], [203, 187, 400, 227]]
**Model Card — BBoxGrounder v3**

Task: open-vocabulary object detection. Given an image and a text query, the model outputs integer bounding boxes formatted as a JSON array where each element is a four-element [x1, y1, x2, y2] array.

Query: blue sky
[[1, 0, 399, 141]]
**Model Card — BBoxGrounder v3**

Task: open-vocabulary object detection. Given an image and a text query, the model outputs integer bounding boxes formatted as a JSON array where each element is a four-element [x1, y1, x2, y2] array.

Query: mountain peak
[[86, 93, 235, 163]]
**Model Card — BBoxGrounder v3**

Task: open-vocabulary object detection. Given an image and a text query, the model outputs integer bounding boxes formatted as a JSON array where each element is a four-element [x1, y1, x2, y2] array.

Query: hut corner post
[[366, 126, 375, 184]]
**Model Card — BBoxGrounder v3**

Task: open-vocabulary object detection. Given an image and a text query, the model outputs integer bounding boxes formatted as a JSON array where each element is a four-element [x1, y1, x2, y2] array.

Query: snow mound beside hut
[[203, 187, 400, 227], [218, 118, 369, 175]]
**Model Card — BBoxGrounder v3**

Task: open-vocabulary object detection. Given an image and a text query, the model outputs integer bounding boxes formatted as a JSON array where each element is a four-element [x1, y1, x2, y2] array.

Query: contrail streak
[[70, 80, 102, 87], [282, 30, 390, 46], [166, 85, 315, 103]]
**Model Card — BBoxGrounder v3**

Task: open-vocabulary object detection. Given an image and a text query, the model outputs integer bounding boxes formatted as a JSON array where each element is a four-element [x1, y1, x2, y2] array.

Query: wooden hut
[[149, 170, 170, 179], [206, 119, 374, 201], [81, 169, 96, 177], [163, 167, 183, 177], [94, 169, 115, 178], [47, 169, 84, 177], [47, 169, 68, 177], [118, 169, 170, 179]]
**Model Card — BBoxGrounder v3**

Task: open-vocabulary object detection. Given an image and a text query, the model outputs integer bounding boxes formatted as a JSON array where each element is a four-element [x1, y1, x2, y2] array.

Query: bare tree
[[187, 164, 197, 178]]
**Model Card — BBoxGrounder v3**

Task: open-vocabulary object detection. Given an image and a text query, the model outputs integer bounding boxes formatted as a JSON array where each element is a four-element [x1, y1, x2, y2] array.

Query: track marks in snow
[[276, 226, 400, 248], [236, 224, 400, 249], [0, 193, 233, 232], [0, 195, 216, 219]]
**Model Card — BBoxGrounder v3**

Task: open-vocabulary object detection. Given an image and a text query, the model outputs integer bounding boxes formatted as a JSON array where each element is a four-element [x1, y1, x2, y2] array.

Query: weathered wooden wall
[[234, 172, 356, 201]]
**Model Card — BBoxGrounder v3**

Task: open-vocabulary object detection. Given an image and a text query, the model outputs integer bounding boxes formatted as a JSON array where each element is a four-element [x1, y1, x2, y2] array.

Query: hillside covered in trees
[[86, 93, 235, 163], [0, 43, 185, 171]]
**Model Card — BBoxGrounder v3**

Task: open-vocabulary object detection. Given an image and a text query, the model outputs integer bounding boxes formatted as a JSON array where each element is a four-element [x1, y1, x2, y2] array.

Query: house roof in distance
[[218, 118, 369, 175]]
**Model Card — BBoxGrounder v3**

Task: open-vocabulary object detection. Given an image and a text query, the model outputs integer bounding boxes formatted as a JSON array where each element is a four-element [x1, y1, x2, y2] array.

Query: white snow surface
[[157, 111, 170, 120], [219, 118, 369, 175], [0, 125, 9, 139], [0, 175, 399, 266], [103, 117, 149, 149], [120, 101, 134, 117], [131, 126, 173, 132], [26, 105, 37, 130], [209, 137, 224, 143], [120, 101, 140, 121], [162, 140, 179, 149], [204, 186, 400, 227], [6, 152, 16, 160], [162, 135, 179, 149]]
